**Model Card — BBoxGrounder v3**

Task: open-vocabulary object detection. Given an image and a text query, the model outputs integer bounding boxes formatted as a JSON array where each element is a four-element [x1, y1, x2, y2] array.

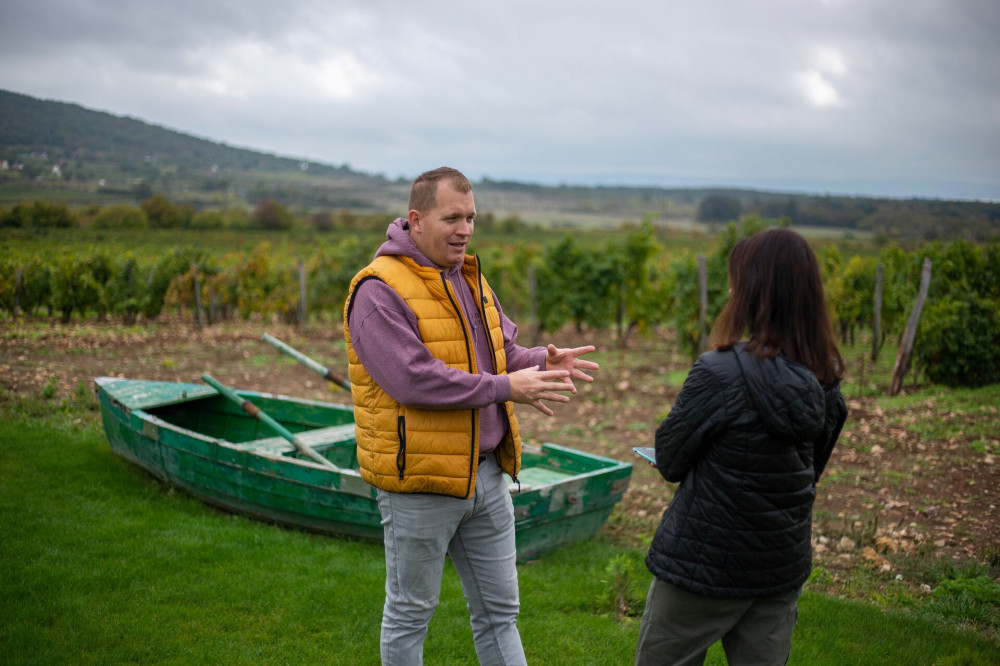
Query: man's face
[[409, 181, 475, 269]]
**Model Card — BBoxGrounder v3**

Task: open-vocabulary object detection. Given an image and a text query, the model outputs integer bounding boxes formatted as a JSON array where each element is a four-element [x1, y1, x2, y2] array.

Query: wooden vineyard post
[[208, 288, 218, 325], [617, 273, 626, 348], [889, 258, 932, 396], [528, 264, 539, 347], [14, 267, 22, 317], [871, 262, 883, 363], [697, 254, 708, 354], [191, 262, 206, 330], [123, 262, 137, 325], [297, 259, 307, 331]]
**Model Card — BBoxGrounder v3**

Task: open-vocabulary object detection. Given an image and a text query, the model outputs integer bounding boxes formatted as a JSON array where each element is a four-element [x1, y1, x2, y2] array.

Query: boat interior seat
[[234, 423, 357, 454]]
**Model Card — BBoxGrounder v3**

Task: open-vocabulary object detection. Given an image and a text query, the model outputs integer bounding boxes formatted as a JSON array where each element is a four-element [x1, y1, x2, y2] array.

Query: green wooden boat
[[94, 377, 633, 561]]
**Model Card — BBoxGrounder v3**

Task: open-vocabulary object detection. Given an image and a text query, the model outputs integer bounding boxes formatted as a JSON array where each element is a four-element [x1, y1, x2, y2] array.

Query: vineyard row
[[3, 220, 999, 387]]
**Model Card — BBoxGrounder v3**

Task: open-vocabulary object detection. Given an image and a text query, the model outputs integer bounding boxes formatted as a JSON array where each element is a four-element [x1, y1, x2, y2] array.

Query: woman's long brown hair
[[710, 228, 844, 385]]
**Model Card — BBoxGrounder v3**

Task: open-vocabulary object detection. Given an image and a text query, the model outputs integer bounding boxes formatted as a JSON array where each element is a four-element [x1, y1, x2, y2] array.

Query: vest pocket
[[396, 415, 406, 480]]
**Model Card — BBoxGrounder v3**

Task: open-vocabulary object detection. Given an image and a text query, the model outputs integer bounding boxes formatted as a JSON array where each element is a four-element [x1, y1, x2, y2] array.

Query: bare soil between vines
[[3, 317, 997, 596]]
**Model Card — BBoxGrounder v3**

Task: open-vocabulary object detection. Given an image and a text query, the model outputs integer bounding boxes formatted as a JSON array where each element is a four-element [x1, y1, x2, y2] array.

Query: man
[[344, 166, 598, 665]]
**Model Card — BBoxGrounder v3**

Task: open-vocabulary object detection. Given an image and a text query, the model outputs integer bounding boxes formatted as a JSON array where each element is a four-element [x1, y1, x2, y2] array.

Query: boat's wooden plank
[[515, 466, 573, 487], [521, 442, 624, 475], [512, 463, 631, 523], [98, 377, 217, 411], [166, 460, 383, 540], [514, 504, 619, 561], [235, 423, 356, 454], [236, 392, 354, 426], [158, 443, 378, 516]]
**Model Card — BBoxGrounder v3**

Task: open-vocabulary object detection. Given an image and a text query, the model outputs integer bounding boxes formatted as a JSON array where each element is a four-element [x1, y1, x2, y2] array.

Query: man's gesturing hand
[[545, 345, 599, 390], [507, 367, 575, 416]]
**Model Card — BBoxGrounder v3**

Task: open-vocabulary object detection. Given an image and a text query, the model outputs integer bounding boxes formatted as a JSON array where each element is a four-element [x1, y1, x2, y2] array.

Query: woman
[[635, 228, 847, 665]]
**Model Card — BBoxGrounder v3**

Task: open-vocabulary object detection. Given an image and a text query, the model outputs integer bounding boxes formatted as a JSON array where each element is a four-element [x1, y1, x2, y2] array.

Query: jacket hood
[[734, 345, 825, 442], [375, 217, 462, 276]]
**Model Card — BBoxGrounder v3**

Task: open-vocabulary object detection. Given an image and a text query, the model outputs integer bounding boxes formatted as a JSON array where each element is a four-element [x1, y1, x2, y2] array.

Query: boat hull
[[95, 377, 633, 561]]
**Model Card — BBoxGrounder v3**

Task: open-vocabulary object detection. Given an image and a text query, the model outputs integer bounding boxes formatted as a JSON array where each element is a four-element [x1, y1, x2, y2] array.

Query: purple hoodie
[[347, 218, 546, 454]]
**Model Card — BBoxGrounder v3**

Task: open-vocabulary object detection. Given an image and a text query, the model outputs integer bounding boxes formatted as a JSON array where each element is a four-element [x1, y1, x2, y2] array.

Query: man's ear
[[407, 209, 421, 232]]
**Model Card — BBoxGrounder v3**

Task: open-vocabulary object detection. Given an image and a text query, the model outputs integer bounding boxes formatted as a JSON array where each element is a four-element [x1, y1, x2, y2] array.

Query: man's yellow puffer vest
[[343, 254, 521, 499]]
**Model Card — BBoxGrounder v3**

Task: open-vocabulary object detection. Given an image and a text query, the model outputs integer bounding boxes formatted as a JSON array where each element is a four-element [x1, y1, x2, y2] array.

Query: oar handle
[[261, 333, 350, 391], [201, 373, 340, 471]]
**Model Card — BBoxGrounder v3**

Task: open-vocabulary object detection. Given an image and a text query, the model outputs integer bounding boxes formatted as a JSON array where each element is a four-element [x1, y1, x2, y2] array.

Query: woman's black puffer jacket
[[646, 343, 847, 598]]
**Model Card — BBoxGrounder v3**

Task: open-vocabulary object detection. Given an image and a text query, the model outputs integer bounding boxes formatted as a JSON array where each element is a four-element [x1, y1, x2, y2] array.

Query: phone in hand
[[633, 446, 656, 466]]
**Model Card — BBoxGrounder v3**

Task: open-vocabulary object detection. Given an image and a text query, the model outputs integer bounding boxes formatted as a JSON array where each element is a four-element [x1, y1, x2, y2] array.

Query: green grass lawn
[[1, 400, 998, 665]]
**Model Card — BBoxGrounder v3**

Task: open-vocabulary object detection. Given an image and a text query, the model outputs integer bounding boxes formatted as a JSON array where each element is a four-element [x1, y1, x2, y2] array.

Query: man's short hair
[[408, 167, 473, 213]]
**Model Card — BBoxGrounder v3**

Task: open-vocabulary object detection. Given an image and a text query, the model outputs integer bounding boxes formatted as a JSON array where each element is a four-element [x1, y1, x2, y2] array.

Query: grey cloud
[[1, 0, 997, 199]]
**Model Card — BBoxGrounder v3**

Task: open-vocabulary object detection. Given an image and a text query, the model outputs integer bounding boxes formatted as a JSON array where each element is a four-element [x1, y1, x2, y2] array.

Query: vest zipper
[[440, 271, 475, 374], [475, 257, 520, 485], [475, 257, 499, 374], [441, 271, 477, 498]]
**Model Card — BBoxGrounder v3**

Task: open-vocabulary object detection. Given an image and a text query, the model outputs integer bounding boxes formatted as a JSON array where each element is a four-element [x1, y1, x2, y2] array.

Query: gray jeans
[[635, 577, 801, 666], [377, 454, 526, 666]]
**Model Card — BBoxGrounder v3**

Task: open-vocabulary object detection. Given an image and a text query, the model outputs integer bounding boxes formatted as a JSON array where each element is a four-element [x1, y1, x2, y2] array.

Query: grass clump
[[595, 551, 647, 621]]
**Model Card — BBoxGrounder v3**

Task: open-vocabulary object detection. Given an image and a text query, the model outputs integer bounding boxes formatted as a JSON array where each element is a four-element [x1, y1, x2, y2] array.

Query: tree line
[[696, 194, 1000, 242], [0, 196, 396, 232]]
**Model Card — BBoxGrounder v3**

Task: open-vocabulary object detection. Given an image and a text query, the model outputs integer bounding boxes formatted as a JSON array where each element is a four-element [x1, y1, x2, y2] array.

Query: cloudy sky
[[2, 0, 998, 200]]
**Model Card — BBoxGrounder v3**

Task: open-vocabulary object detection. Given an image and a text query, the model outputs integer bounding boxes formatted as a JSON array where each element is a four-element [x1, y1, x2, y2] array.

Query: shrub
[[0, 260, 16, 315], [94, 204, 148, 230], [534, 235, 621, 333], [307, 236, 375, 317], [827, 255, 876, 345], [19, 256, 53, 316], [476, 242, 538, 325], [252, 198, 294, 231], [50, 255, 101, 323], [618, 220, 669, 342], [144, 249, 205, 320], [916, 296, 1000, 388], [189, 210, 226, 230], [0, 200, 75, 228], [106, 254, 143, 324], [697, 194, 742, 223], [141, 194, 187, 229]]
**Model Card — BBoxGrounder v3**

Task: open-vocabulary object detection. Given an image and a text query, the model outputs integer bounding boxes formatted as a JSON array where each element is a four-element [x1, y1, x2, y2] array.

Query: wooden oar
[[261, 333, 350, 391], [201, 373, 341, 471]]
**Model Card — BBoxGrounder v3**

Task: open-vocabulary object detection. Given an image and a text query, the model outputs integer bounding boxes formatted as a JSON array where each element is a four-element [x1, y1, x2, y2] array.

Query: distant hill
[[1, 89, 998, 240], [0, 89, 340, 173], [0, 89, 401, 211]]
